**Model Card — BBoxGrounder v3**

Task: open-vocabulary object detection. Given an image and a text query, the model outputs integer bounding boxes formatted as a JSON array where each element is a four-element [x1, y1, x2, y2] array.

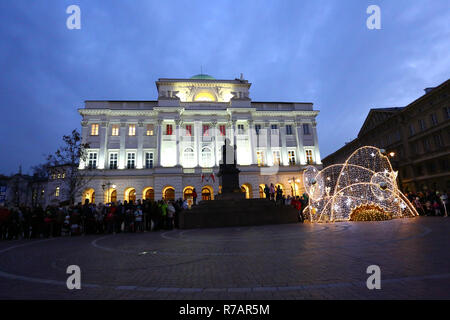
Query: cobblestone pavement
[[0, 217, 449, 299]]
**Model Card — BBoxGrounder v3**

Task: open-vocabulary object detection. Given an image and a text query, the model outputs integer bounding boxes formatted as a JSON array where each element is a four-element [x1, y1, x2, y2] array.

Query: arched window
[[201, 147, 213, 167], [201, 187, 212, 201], [163, 187, 175, 201], [183, 148, 195, 167]]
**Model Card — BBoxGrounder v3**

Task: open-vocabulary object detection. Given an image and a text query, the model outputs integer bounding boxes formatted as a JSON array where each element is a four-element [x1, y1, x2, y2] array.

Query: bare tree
[[46, 129, 92, 205]]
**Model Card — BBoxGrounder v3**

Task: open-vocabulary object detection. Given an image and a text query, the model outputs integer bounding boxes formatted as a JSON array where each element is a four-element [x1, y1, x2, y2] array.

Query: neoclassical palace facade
[[77, 74, 322, 204]]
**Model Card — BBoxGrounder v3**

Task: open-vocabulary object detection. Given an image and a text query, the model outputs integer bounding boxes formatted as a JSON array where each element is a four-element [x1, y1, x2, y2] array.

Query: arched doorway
[[124, 187, 136, 204], [142, 187, 154, 201], [163, 186, 175, 201], [241, 184, 252, 199], [110, 190, 117, 203], [259, 185, 265, 198], [183, 186, 194, 206], [104, 188, 117, 204], [201, 186, 213, 201], [82, 188, 95, 204]]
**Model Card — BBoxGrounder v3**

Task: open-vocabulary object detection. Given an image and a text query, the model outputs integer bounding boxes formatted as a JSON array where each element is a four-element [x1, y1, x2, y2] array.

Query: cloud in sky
[[0, 0, 449, 174]]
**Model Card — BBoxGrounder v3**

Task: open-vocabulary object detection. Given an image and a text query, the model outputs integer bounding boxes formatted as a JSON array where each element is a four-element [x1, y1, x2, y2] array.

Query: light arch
[[142, 187, 154, 201], [201, 185, 214, 200], [194, 90, 216, 102], [82, 188, 95, 204], [241, 183, 252, 199], [124, 187, 136, 203], [162, 186, 175, 201], [104, 187, 117, 204]]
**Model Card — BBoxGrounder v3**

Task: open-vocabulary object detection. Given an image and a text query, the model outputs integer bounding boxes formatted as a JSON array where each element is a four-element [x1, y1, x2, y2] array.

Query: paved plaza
[[0, 216, 449, 299]]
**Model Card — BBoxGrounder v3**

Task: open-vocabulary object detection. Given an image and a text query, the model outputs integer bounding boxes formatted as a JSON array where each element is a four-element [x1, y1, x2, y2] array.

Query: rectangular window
[[203, 125, 210, 136], [286, 125, 293, 135], [219, 125, 226, 136], [185, 125, 192, 136], [55, 187, 60, 197], [166, 124, 173, 135], [88, 152, 97, 169], [127, 153, 136, 169], [256, 151, 265, 166], [433, 134, 443, 148], [443, 106, 450, 120], [91, 124, 99, 136], [128, 124, 136, 136], [303, 124, 311, 135], [109, 153, 118, 169], [409, 124, 415, 136], [306, 150, 313, 164], [423, 138, 431, 152], [418, 119, 426, 131], [237, 124, 245, 135], [255, 124, 261, 135], [430, 113, 438, 126], [145, 152, 154, 169], [146, 124, 154, 136], [111, 125, 119, 136], [288, 151, 296, 165], [272, 150, 281, 165]]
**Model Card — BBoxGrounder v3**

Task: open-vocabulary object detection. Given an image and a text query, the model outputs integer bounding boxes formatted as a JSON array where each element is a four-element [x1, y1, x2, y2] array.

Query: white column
[[248, 120, 256, 165], [119, 122, 126, 169], [175, 119, 181, 166], [136, 122, 144, 169], [195, 121, 200, 167], [232, 120, 237, 147], [280, 122, 288, 166], [312, 121, 322, 164], [265, 122, 273, 166], [98, 122, 108, 169], [157, 119, 163, 167], [295, 121, 305, 165], [212, 121, 218, 166], [79, 121, 89, 169]]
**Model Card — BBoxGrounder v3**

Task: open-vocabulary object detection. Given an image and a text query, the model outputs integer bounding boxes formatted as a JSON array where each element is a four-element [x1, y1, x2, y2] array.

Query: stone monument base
[[179, 198, 299, 229]]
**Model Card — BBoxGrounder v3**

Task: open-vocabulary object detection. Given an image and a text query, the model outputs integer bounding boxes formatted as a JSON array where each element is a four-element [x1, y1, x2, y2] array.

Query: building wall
[[322, 79, 450, 193], [74, 76, 322, 204]]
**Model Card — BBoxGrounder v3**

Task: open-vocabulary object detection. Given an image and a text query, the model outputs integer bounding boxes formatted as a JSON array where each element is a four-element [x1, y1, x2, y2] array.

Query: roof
[[190, 74, 216, 80]]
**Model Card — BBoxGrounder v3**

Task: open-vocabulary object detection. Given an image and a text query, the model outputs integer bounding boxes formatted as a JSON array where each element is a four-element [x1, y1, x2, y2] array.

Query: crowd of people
[[0, 198, 189, 241], [0, 187, 448, 241], [405, 190, 449, 217]]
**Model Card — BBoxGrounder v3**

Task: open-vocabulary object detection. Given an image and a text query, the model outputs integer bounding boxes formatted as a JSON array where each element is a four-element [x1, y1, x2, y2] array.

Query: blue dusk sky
[[0, 0, 449, 175]]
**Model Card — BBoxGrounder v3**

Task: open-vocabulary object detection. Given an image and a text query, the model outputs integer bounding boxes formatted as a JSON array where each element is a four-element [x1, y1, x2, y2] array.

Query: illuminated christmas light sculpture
[[303, 146, 418, 222]]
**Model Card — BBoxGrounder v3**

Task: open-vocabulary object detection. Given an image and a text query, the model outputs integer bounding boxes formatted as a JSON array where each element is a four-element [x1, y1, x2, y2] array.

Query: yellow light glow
[[302, 146, 418, 223], [194, 91, 216, 102]]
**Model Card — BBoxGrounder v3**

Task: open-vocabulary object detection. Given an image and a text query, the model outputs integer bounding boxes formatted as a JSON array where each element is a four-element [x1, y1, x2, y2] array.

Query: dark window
[[433, 134, 443, 148], [430, 113, 438, 126], [254, 124, 261, 135], [286, 125, 293, 135], [443, 106, 450, 120], [418, 119, 426, 131], [303, 124, 310, 135]]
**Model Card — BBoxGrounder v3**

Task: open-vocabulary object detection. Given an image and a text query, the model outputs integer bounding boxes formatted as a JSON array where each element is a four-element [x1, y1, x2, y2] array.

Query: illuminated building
[[77, 74, 322, 203]]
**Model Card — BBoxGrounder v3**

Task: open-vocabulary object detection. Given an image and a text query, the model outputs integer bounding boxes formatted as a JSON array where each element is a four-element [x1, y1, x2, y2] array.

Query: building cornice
[[78, 109, 158, 117]]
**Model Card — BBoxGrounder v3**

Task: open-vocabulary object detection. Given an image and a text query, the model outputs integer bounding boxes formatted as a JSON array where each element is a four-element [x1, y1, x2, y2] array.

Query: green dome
[[190, 74, 215, 80]]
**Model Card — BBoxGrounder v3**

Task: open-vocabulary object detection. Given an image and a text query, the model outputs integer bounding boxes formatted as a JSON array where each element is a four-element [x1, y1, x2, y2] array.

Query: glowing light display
[[303, 146, 418, 223]]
